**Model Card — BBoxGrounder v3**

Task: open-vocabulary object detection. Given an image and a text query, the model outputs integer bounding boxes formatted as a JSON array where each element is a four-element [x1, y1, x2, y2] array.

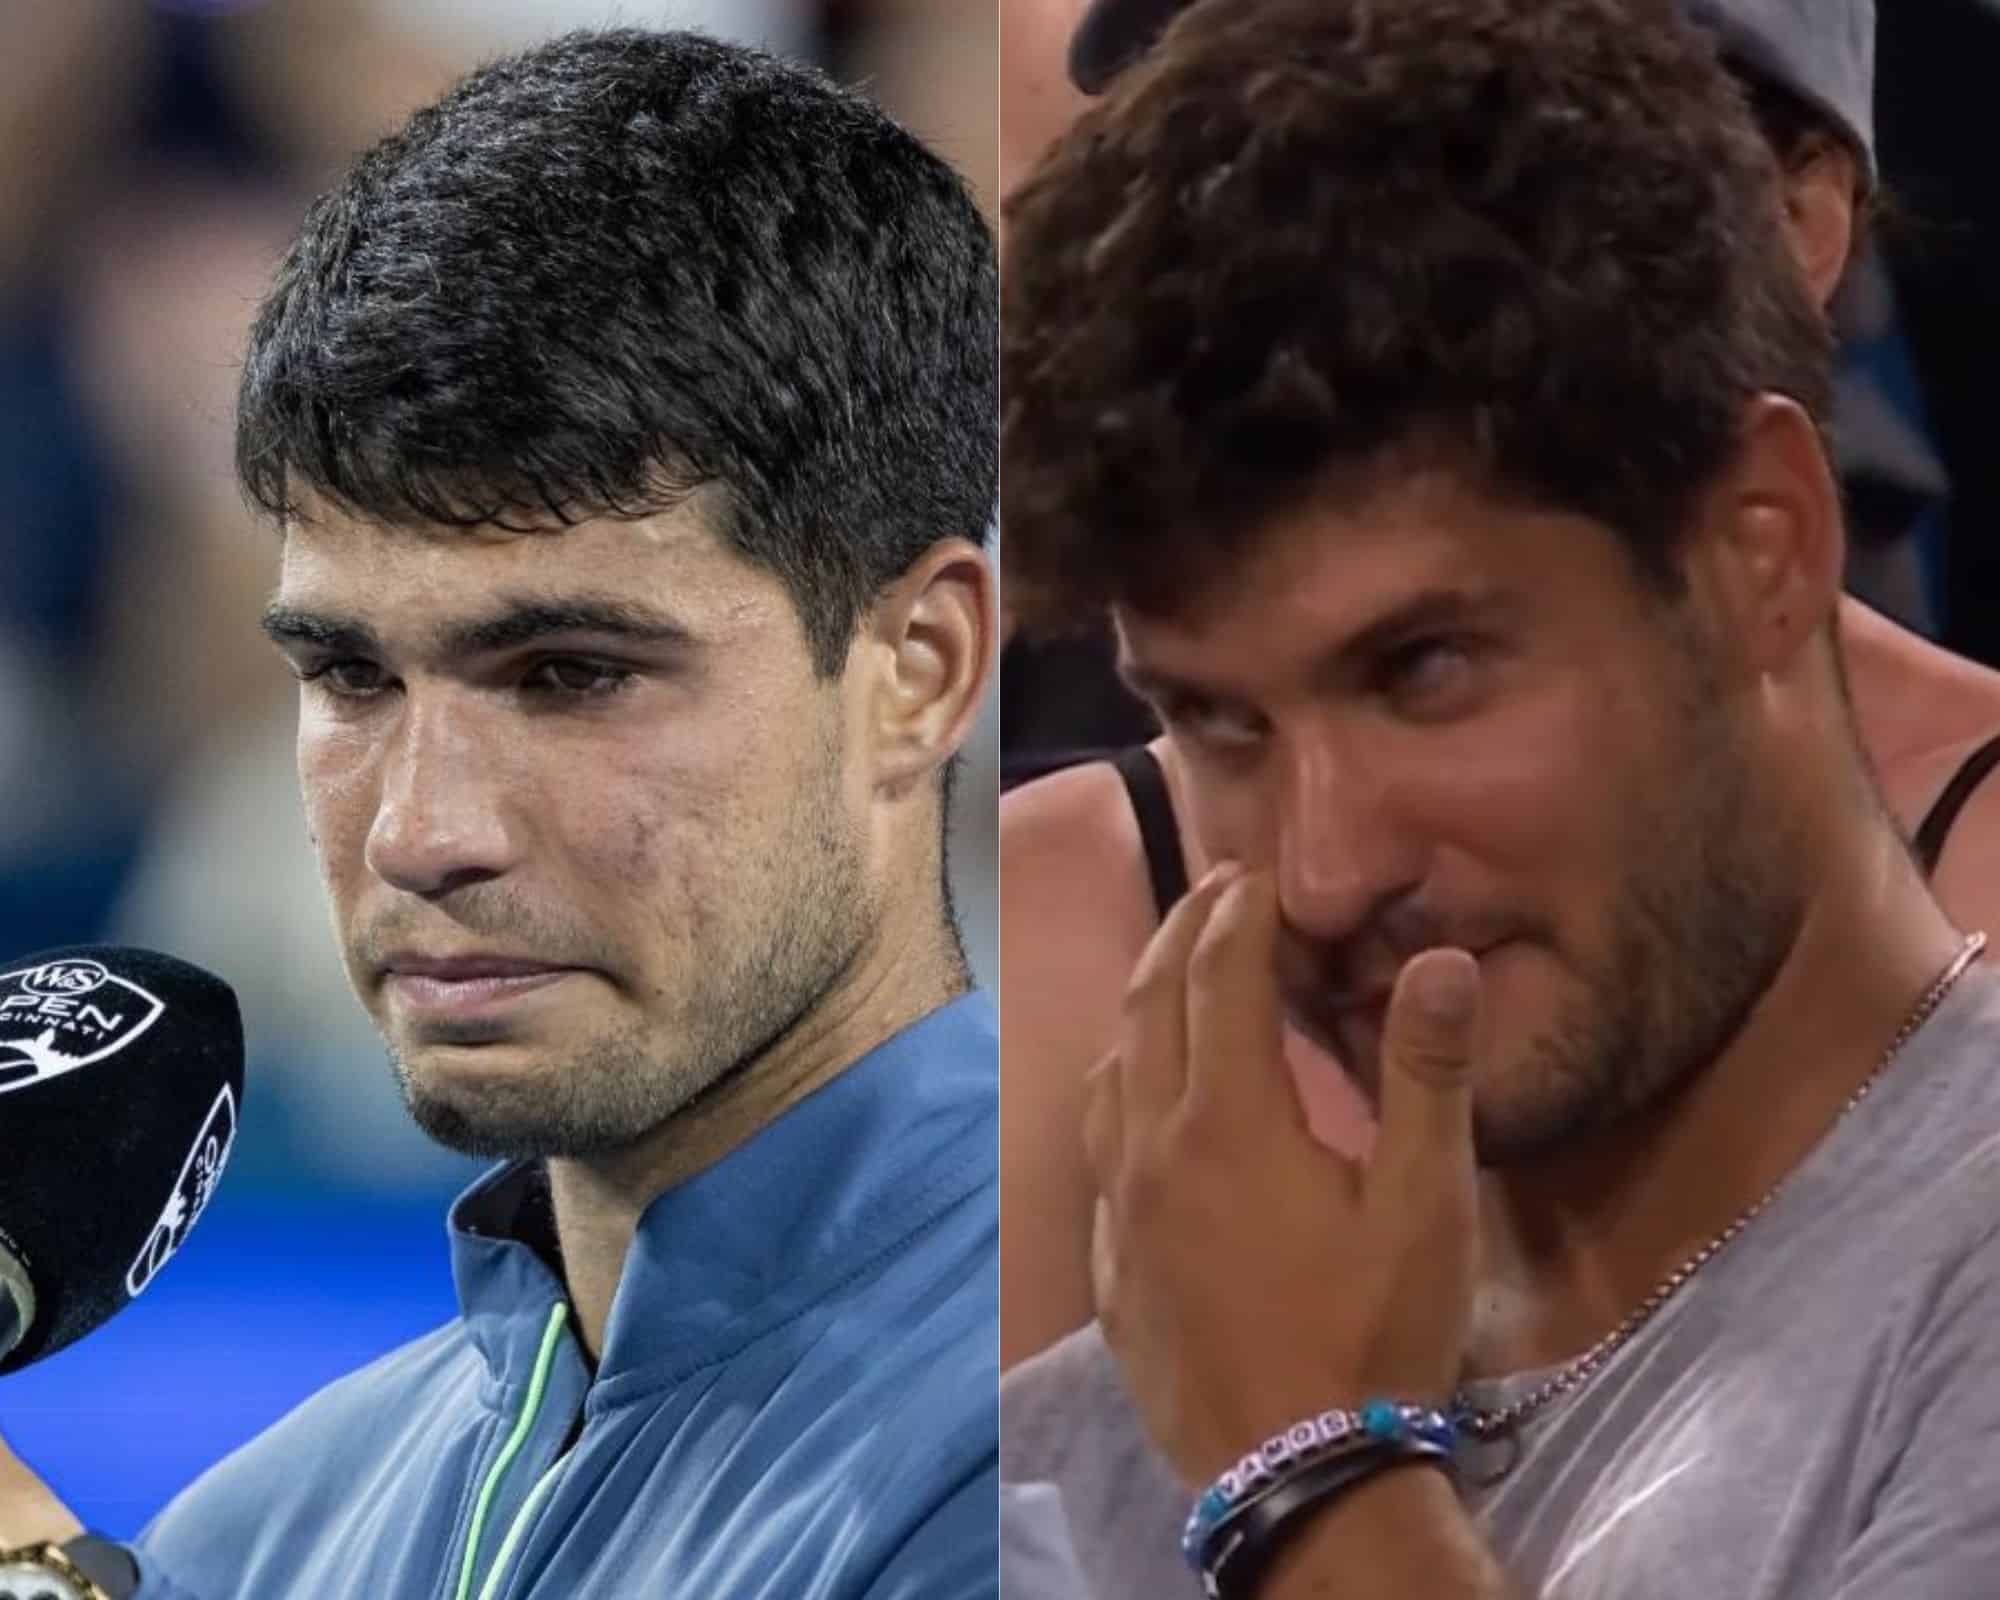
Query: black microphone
[[0, 945, 245, 1374]]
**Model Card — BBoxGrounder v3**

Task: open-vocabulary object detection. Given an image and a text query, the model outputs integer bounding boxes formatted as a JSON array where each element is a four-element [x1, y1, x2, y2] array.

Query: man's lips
[[378, 954, 586, 1019], [381, 953, 576, 981], [1291, 985, 1393, 1038], [1291, 944, 1505, 1040]]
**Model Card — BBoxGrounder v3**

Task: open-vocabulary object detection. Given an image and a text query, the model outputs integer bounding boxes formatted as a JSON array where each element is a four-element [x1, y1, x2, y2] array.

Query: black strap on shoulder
[[1110, 747, 1190, 920], [1914, 731, 2000, 877]]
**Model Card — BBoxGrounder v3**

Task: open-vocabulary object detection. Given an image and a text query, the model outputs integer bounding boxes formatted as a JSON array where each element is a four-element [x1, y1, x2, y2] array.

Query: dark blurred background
[[1, 0, 996, 1533]]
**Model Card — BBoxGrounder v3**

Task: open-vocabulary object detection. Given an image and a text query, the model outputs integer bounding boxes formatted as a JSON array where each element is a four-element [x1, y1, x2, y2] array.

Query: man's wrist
[[0, 1434, 85, 1549], [1258, 1465, 1513, 1600], [1184, 1398, 1460, 1596]]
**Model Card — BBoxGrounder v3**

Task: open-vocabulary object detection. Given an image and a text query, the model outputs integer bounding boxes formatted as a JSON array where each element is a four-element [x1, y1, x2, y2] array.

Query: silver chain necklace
[[1454, 931, 1988, 1444]]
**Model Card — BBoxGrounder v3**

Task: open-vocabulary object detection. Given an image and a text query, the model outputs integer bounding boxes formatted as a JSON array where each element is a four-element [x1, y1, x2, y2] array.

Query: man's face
[[1118, 474, 1805, 1166], [266, 503, 874, 1160]]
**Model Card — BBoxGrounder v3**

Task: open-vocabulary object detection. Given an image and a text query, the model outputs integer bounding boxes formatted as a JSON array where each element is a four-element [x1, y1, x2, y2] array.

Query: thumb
[[1365, 948, 1481, 1208]]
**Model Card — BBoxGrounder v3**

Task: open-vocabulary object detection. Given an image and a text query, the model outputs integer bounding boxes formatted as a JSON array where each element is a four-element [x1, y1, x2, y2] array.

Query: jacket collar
[[447, 992, 996, 1396]]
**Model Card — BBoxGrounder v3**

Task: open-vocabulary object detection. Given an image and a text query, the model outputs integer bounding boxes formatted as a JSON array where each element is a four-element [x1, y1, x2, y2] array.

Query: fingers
[[1117, 864, 1241, 1129], [1183, 870, 1294, 1128], [1365, 947, 1482, 1214]]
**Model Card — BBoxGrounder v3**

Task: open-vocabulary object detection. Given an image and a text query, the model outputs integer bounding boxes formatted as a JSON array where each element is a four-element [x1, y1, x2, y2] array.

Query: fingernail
[[1206, 859, 1245, 889], [1406, 950, 1479, 1025]]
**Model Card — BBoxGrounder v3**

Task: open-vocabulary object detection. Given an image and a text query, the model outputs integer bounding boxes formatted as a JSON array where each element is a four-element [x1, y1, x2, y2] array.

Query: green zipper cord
[[454, 1301, 571, 1600], [475, 1450, 573, 1600]]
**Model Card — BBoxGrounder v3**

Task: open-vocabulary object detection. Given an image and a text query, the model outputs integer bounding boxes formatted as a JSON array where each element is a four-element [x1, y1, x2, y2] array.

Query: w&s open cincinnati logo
[[0, 958, 164, 1096], [127, 1085, 237, 1298]]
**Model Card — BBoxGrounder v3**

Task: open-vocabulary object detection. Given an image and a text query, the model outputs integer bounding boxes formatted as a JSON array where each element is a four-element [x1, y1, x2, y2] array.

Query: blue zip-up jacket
[[128, 994, 997, 1598]]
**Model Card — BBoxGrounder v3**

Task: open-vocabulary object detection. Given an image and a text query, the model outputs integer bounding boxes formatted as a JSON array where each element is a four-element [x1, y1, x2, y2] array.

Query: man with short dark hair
[[1000, 1, 2000, 1596], [0, 28, 998, 1600]]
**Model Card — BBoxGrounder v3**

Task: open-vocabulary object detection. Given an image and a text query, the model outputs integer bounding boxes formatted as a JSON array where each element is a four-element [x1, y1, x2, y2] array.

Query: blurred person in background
[[2, 0, 997, 1552], [995, 1, 1158, 777], [0, 4, 156, 942], [1001, 0, 2000, 1593], [2, 21, 997, 1600], [997, 0, 2000, 1373]]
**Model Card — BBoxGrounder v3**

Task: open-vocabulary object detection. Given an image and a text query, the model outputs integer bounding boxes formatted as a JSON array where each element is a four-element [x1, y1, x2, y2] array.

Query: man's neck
[[545, 913, 965, 1362], [1466, 827, 1967, 1381]]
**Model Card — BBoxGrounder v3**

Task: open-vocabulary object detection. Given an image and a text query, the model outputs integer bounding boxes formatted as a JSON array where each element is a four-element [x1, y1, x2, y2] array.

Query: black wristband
[[1200, 1437, 1453, 1600], [62, 1536, 139, 1600]]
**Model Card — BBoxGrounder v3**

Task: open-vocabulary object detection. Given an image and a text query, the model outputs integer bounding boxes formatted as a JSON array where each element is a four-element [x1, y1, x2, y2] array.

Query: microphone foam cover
[[0, 946, 245, 1374]]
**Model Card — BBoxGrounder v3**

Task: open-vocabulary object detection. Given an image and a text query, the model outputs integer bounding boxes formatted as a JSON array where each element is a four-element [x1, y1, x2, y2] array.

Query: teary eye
[[1158, 689, 1268, 750], [523, 658, 636, 696], [294, 659, 390, 698], [1375, 635, 1483, 718]]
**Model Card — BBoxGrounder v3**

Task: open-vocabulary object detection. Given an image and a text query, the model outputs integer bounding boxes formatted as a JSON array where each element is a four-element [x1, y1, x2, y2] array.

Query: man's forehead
[[1110, 487, 1628, 689], [1116, 488, 1473, 635], [272, 498, 771, 628]]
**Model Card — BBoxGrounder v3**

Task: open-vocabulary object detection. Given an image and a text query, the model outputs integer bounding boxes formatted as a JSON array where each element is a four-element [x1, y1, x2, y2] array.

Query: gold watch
[[0, 1540, 120, 1600]]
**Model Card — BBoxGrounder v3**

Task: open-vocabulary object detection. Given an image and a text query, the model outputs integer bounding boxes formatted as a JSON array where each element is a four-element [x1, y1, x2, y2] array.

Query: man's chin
[[1320, 1030, 1596, 1171], [1464, 1055, 1633, 1170], [386, 1026, 716, 1163], [400, 1079, 641, 1162], [389, 1046, 617, 1161]]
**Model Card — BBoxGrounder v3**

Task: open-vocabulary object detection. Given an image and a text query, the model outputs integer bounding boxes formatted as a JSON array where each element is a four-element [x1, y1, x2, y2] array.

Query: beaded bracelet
[[1197, 1434, 1454, 1598], [1181, 1399, 1458, 1571]]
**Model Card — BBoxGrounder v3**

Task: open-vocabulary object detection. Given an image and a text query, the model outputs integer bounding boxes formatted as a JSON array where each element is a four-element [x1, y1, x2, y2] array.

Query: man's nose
[[1271, 727, 1421, 947], [363, 691, 520, 898]]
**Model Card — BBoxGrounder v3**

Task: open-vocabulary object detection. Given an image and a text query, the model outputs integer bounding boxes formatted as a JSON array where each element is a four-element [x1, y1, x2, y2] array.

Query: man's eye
[[1378, 636, 1482, 715], [296, 660, 388, 698], [525, 659, 634, 696], [1160, 693, 1266, 749]]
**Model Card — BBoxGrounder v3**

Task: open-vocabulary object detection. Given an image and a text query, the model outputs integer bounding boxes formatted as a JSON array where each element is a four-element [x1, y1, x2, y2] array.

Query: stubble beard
[[388, 737, 876, 1162], [1470, 664, 1806, 1169]]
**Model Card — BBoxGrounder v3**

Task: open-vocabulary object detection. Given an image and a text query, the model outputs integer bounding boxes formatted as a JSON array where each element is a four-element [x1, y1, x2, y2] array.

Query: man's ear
[[1778, 137, 1858, 311], [862, 538, 996, 795], [1689, 394, 1846, 678]]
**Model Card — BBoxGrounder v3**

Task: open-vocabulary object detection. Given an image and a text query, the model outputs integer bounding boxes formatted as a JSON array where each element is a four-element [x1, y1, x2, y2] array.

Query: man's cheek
[[616, 807, 667, 890]]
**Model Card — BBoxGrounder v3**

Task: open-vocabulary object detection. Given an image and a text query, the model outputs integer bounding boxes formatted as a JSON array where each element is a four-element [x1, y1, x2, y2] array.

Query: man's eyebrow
[[257, 599, 697, 658], [1114, 654, 1199, 705], [440, 599, 696, 656], [1313, 587, 1498, 683], [260, 607, 379, 654], [1116, 586, 1502, 703]]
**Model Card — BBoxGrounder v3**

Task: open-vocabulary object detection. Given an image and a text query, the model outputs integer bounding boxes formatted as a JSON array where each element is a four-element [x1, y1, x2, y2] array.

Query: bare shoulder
[[1846, 603, 2000, 952], [1008, 764, 1168, 1040], [1001, 757, 1141, 867], [1927, 753, 2000, 952], [1000, 758, 1168, 1367]]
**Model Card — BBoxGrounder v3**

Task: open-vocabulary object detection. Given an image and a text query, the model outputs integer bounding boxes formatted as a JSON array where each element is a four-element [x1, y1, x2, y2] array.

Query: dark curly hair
[[238, 29, 997, 675], [1001, 0, 1835, 625]]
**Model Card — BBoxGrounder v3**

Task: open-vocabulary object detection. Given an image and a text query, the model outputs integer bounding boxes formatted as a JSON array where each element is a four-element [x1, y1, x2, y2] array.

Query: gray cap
[[1687, 0, 1876, 178], [1071, 0, 1875, 176]]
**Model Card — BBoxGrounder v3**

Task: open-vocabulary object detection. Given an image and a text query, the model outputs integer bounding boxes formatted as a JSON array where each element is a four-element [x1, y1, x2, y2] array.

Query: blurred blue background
[[0, 0, 996, 1534]]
